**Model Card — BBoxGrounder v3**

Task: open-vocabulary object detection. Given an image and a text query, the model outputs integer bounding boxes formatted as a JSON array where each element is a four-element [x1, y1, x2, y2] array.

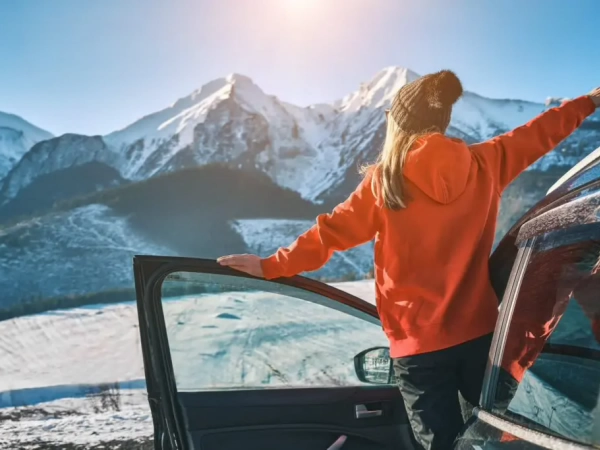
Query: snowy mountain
[[82, 67, 600, 202], [3, 67, 598, 210], [0, 134, 125, 220], [0, 66, 598, 314], [0, 111, 53, 181]]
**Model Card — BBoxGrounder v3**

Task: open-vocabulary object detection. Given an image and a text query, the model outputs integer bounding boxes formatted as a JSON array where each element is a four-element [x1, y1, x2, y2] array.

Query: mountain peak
[[336, 66, 421, 113], [373, 66, 421, 85], [225, 72, 255, 85], [168, 73, 264, 113], [0, 111, 53, 141], [0, 111, 54, 180], [170, 77, 231, 111]]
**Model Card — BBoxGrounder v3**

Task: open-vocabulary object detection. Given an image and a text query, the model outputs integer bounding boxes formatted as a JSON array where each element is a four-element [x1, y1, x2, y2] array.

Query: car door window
[[490, 220, 600, 445], [160, 271, 389, 391]]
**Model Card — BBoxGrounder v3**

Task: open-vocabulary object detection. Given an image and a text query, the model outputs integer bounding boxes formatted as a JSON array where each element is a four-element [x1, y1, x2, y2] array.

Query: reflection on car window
[[568, 160, 600, 193], [492, 223, 600, 445], [160, 272, 389, 391]]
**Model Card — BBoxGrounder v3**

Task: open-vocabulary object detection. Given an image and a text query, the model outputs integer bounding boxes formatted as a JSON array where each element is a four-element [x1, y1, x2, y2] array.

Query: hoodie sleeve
[[260, 172, 380, 280], [470, 96, 596, 192]]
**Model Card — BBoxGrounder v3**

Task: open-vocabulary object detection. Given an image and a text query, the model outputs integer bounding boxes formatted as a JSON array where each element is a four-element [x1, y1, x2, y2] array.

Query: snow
[[6, 67, 598, 209], [103, 72, 339, 195], [0, 111, 53, 181], [508, 355, 600, 444], [104, 76, 236, 178], [0, 278, 595, 447], [0, 392, 152, 449], [451, 92, 545, 141], [0, 280, 377, 398], [0, 204, 173, 310], [100, 66, 567, 202], [163, 288, 385, 391], [0, 134, 118, 204], [0, 280, 377, 447], [231, 219, 374, 278], [0, 303, 144, 397], [106, 77, 232, 145], [335, 67, 420, 114], [0, 112, 53, 157]]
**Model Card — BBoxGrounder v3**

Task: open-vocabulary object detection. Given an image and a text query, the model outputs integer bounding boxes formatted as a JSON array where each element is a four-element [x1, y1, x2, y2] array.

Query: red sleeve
[[470, 96, 596, 192], [260, 172, 380, 280]]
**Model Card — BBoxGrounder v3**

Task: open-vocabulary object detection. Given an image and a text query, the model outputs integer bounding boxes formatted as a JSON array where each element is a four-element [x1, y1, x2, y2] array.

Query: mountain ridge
[[2, 66, 597, 208]]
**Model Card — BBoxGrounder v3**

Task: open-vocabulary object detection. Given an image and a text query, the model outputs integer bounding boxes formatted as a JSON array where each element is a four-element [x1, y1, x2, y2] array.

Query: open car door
[[133, 256, 414, 450]]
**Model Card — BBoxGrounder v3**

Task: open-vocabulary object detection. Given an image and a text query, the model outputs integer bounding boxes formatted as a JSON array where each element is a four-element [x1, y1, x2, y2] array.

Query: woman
[[218, 70, 600, 450]]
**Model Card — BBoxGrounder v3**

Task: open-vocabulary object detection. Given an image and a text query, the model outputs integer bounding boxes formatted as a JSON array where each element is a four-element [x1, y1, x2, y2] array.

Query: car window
[[491, 221, 600, 445], [159, 271, 389, 391]]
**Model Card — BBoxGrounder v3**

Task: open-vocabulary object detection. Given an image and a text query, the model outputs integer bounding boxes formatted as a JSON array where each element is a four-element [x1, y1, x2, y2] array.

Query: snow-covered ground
[[0, 280, 377, 448], [1, 278, 596, 448], [0, 392, 152, 449]]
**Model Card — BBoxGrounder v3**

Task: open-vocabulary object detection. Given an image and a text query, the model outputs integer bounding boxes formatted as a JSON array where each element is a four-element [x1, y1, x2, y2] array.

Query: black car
[[133, 146, 600, 450]]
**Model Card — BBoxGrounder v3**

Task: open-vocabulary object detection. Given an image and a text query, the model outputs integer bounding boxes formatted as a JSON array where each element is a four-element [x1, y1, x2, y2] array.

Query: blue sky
[[1, 0, 598, 136]]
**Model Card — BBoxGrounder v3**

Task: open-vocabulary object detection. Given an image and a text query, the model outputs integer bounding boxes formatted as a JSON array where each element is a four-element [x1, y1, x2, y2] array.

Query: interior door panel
[[178, 387, 413, 450]]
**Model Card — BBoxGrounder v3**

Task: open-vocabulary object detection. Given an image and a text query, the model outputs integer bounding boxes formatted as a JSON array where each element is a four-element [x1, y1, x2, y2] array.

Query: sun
[[282, 0, 319, 11]]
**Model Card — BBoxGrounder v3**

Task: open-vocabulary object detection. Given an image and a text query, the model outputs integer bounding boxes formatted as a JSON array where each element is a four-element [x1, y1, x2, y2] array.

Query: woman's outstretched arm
[[218, 171, 380, 279], [470, 88, 598, 192]]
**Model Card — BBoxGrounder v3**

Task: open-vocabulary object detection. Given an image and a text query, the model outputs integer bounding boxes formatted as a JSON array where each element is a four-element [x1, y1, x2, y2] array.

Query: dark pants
[[393, 333, 492, 450]]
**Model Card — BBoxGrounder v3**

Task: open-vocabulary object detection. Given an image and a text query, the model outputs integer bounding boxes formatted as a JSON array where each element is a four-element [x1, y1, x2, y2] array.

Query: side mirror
[[353, 347, 394, 385]]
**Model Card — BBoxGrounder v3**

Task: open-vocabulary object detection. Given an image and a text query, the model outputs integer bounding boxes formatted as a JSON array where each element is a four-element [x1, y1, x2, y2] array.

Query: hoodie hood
[[403, 133, 472, 204]]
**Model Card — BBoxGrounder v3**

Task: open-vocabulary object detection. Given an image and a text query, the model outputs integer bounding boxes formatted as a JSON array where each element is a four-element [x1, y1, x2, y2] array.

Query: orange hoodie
[[261, 96, 597, 358]]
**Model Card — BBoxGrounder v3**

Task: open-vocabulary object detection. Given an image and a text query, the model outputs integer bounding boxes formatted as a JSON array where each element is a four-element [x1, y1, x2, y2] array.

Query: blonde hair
[[361, 116, 432, 211]]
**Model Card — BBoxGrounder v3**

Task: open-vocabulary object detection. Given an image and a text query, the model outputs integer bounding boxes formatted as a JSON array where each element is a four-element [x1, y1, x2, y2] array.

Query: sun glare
[[282, 0, 318, 12]]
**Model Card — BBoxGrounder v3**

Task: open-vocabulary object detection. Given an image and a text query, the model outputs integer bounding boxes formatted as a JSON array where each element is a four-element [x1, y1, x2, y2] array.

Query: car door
[[133, 256, 414, 450]]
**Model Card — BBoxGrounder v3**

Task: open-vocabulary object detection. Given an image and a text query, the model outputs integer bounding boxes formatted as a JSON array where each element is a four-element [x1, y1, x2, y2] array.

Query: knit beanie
[[389, 70, 463, 134]]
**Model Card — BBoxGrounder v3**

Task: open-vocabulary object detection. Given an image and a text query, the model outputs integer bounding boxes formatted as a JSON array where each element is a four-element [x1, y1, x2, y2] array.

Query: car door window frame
[[481, 240, 535, 409], [141, 256, 380, 321]]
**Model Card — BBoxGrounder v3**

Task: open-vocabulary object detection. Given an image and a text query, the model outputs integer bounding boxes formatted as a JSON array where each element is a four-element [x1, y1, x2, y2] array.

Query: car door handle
[[355, 404, 383, 419]]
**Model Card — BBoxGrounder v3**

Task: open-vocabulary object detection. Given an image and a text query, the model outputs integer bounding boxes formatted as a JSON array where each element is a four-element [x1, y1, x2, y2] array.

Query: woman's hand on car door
[[217, 254, 265, 278]]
